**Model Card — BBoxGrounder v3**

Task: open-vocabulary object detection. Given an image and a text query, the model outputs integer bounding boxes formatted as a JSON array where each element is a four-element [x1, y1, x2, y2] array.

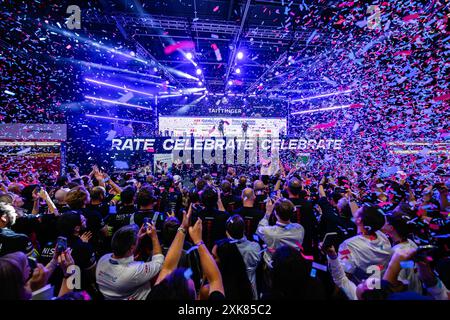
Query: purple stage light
[[237, 51, 244, 60], [196, 69, 202, 75], [85, 78, 154, 96], [85, 96, 153, 111], [86, 114, 154, 124], [235, 68, 241, 74]]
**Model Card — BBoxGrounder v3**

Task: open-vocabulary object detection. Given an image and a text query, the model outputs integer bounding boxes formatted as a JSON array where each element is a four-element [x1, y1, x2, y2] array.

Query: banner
[[0, 124, 67, 141]]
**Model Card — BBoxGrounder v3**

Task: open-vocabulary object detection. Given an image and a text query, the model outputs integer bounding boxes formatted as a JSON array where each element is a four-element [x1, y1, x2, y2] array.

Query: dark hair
[[200, 186, 218, 209], [195, 179, 207, 191], [57, 211, 82, 237], [147, 268, 195, 300], [215, 239, 253, 300], [328, 191, 343, 204], [271, 246, 324, 299], [274, 198, 295, 222], [221, 180, 232, 194], [0, 253, 31, 300], [56, 175, 69, 187], [136, 186, 155, 208], [288, 178, 302, 196], [66, 187, 89, 210], [162, 216, 181, 247], [386, 214, 412, 241], [120, 186, 136, 205], [111, 224, 138, 257], [226, 215, 245, 239], [361, 280, 393, 300], [359, 204, 386, 235], [90, 186, 105, 202]]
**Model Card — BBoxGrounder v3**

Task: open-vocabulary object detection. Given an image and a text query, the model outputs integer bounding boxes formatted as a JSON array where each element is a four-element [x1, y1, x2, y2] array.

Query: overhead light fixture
[[235, 68, 241, 74], [186, 52, 193, 60], [237, 51, 244, 60], [196, 69, 202, 75]]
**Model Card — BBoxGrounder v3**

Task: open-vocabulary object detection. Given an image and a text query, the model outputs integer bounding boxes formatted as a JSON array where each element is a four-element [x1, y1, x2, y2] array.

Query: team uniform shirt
[[392, 239, 422, 294], [338, 230, 392, 283], [256, 215, 304, 267], [96, 253, 164, 300], [0, 227, 33, 257]]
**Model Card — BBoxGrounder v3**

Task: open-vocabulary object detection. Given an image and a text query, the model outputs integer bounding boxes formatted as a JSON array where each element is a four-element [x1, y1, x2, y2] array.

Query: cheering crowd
[[0, 159, 449, 301]]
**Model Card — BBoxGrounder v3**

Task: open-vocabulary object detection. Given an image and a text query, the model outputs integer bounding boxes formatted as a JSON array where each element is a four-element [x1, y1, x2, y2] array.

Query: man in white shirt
[[383, 213, 422, 293], [338, 204, 392, 283], [256, 198, 304, 267], [96, 224, 164, 300]]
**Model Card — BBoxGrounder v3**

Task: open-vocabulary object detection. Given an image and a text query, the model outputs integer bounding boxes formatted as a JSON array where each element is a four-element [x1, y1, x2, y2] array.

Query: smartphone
[[27, 256, 38, 279], [322, 232, 338, 250], [152, 212, 160, 225], [414, 245, 439, 261], [143, 217, 151, 229], [56, 236, 67, 254]]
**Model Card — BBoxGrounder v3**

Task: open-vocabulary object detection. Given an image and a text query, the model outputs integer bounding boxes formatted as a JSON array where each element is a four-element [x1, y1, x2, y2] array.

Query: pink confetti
[[163, 41, 195, 55]]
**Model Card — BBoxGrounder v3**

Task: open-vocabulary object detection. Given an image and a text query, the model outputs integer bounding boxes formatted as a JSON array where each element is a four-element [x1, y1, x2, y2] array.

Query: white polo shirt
[[338, 231, 392, 281], [96, 253, 164, 300]]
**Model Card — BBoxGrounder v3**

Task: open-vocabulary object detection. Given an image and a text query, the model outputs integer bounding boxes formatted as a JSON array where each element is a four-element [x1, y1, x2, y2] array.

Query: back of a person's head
[[329, 191, 343, 204], [253, 180, 265, 191], [56, 175, 69, 187], [0, 202, 17, 227], [274, 198, 295, 222], [90, 186, 106, 202], [359, 204, 386, 235], [220, 180, 232, 194], [120, 186, 136, 205], [136, 186, 155, 208], [65, 186, 88, 210], [386, 214, 412, 241], [7, 183, 23, 195], [241, 188, 255, 203], [226, 215, 245, 239], [0, 252, 31, 300], [0, 193, 13, 205], [148, 268, 195, 300], [239, 175, 247, 186], [271, 246, 311, 299], [287, 178, 302, 196], [54, 188, 70, 204], [111, 224, 138, 257], [57, 211, 82, 237], [200, 186, 218, 209], [162, 216, 181, 247], [195, 178, 207, 191], [215, 239, 253, 300]]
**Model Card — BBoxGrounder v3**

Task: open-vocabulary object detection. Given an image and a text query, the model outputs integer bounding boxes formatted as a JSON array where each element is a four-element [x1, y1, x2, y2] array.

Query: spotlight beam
[[86, 114, 154, 125], [85, 78, 154, 97], [291, 105, 352, 115], [85, 96, 153, 111]]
